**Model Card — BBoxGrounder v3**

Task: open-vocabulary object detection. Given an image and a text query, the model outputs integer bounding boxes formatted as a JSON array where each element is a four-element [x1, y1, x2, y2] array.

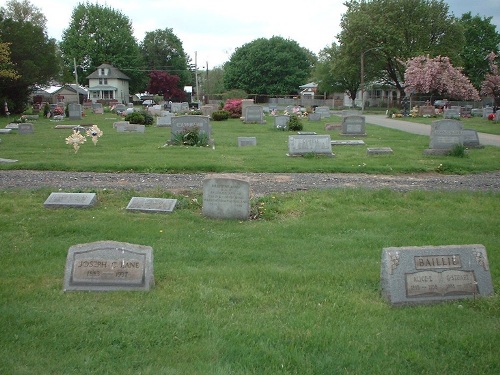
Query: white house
[[87, 63, 130, 104]]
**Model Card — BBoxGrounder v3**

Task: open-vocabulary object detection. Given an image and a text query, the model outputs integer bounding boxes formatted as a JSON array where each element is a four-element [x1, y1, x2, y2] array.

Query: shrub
[[386, 108, 400, 118], [139, 110, 154, 126], [211, 110, 230, 121], [223, 99, 242, 118], [43, 103, 50, 117], [288, 114, 303, 131], [125, 112, 145, 124], [172, 125, 209, 147]]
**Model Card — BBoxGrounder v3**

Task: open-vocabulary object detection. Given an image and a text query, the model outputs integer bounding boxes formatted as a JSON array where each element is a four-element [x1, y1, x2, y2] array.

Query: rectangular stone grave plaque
[[116, 123, 145, 133], [462, 129, 481, 148], [288, 135, 333, 156], [482, 107, 493, 119], [126, 197, 177, 213], [308, 113, 321, 121], [0, 129, 12, 134], [18, 123, 34, 134], [381, 244, 493, 306], [274, 115, 289, 129], [44, 192, 97, 208], [113, 121, 129, 128], [156, 113, 172, 127], [341, 115, 366, 136], [444, 109, 460, 119], [419, 106, 435, 116], [170, 102, 182, 113], [341, 110, 361, 117], [68, 103, 82, 120], [237, 137, 257, 147], [92, 103, 104, 114], [367, 147, 393, 155], [471, 109, 482, 117], [5, 123, 19, 129], [170, 115, 211, 142], [331, 140, 365, 145], [244, 105, 265, 123], [0, 158, 18, 163], [201, 105, 215, 117], [425, 119, 463, 153], [63, 240, 154, 291], [202, 175, 250, 220], [297, 132, 317, 135], [315, 106, 331, 118]]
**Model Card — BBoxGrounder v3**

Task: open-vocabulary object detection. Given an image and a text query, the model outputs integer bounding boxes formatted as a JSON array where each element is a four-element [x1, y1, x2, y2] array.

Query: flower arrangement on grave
[[53, 107, 64, 116], [487, 113, 495, 121], [65, 130, 86, 153], [86, 125, 103, 145]]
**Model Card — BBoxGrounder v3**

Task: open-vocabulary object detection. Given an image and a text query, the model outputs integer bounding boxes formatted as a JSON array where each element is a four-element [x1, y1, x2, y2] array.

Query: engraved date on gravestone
[[72, 258, 145, 286], [406, 270, 477, 297]]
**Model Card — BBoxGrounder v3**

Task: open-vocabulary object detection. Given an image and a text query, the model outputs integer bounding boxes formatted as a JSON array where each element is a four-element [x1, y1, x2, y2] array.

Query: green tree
[[1, 0, 46, 29], [60, 2, 146, 93], [224, 36, 315, 96], [459, 12, 500, 89], [140, 28, 191, 87], [0, 42, 19, 80], [338, 0, 464, 98], [0, 16, 58, 113]]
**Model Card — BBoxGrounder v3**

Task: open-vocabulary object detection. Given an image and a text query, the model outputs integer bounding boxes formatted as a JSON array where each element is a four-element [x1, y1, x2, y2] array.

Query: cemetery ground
[[0, 110, 499, 374]]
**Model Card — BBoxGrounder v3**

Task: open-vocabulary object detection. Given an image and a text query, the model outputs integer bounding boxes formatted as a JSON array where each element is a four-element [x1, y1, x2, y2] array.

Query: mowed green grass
[[0, 110, 499, 174], [0, 188, 499, 374]]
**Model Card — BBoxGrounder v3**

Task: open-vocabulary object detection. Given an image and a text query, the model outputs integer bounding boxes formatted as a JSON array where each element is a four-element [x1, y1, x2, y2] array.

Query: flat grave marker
[[202, 175, 250, 220], [367, 147, 393, 155], [116, 123, 145, 133], [44, 192, 97, 208], [0, 129, 12, 134], [63, 240, 154, 292], [381, 244, 494, 306], [0, 158, 18, 163], [288, 135, 333, 156], [331, 140, 365, 146], [126, 197, 177, 213]]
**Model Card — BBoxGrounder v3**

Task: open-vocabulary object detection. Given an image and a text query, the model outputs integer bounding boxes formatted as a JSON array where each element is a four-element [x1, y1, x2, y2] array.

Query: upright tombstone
[[170, 102, 182, 113], [495, 110, 500, 122], [237, 137, 257, 147], [244, 105, 265, 124], [471, 109, 482, 117], [68, 103, 82, 120], [482, 107, 493, 119], [63, 240, 154, 292], [341, 115, 366, 136], [424, 119, 463, 155], [17, 123, 34, 134], [240, 99, 254, 120], [308, 113, 321, 122], [156, 112, 172, 127], [202, 175, 250, 220], [444, 108, 460, 119], [170, 115, 211, 143], [462, 129, 481, 148], [92, 103, 104, 114], [288, 135, 333, 156], [380, 244, 494, 306], [418, 105, 435, 117], [201, 105, 215, 117], [274, 115, 289, 130], [44, 192, 97, 208], [315, 106, 331, 119]]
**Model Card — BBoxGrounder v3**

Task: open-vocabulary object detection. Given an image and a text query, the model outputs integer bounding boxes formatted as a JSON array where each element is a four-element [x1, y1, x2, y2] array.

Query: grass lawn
[[0, 109, 499, 374]]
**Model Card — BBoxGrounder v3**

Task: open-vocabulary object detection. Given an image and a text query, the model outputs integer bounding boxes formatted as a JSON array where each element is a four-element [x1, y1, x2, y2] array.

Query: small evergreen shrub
[[125, 112, 145, 124], [288, 114, 303, 131], [139, 110, 154, 126], [211, 110, 230, 121]]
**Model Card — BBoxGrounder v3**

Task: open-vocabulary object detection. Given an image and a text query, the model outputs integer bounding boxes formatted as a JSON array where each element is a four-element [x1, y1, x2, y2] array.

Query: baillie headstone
[[341, 115, 366, 136], [63, 240, 154, 292], [202, 175, 250, 220], [170, 115, 211, 143], [126, 197, 177, 213], [68, 103, 82, 120], [424, 119, 463, 155], [244, 105, 265, 124], [44, 192, 97, 208], [380, 244, 494, 306], [18, 123, 34, 134], [237, 137, 257, 147], [288, 135, 333, 156]]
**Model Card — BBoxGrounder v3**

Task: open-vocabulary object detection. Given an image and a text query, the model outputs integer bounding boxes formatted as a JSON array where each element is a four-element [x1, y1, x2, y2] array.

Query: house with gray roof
[[87, 63, 130, 104]]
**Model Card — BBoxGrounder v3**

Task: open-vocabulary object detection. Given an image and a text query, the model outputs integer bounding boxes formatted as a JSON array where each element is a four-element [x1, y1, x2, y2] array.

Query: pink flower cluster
[[223, 99, 242, 118], [404, 55, 480, 101]]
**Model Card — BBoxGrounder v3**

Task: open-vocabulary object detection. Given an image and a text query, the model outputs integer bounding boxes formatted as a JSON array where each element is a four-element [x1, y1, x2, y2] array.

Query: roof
[[299, 82, 318, 89], [88, 85, 118, 91], [33, 84, 88, 96], [86, 63, 130, 80]]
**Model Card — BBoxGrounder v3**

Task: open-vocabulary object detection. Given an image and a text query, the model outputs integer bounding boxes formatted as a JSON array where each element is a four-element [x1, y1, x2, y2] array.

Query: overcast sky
[[20, 0, 500, 68]]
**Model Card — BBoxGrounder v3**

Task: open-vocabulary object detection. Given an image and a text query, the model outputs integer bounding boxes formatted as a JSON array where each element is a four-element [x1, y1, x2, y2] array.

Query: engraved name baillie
[[414, 255, 461, 269]]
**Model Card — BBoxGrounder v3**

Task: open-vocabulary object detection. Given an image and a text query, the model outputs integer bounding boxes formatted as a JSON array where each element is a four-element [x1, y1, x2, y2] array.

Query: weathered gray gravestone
[[380, 244, 494, 306], [315, 106, 331, 118], [331, 140, 365, 146], [68, 103, 82, 120], [482, 107, 493, 119], [116, 124, 145, 133], [462, 129, 481, 148], [367, 147, 393, 155], [126, 197, 177, 213], [341, 115, 366, 136], [419, 106, 435, 116], [424, 119, 463, 155], [202, 175, 250, 220], [244, 105, 265, 124], [0, 129, 12, 134], [237, 137, 257, 147], [308, 113, 321, 121], [156, 112, 172, 127], [63, 240, 154, 291], [471, 109, 482, 117], [274, 115, 289, 130], [44, 192, 97, 208], [444, 108, 460, 119], [170, 115, 211, 143], [288, 135, 333, 156], [18, 123, 34, 134]]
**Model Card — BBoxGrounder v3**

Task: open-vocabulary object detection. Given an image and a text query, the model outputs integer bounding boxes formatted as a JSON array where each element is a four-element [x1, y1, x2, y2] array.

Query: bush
[[386, 108, 400, 118], [211, 110, 230, 121], [171, 125, 209, 147], [125, 112, 145, 124], [139, 110, 154, 126], [223, 99, 242, 118], [288, 114, 303, 131]]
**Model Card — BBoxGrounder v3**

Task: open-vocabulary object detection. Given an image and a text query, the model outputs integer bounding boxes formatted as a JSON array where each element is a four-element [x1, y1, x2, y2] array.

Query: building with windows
[[87, 63, 130, 104]]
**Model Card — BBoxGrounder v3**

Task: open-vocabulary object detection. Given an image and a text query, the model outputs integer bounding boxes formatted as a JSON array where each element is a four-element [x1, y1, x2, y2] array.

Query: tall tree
[[1, 0, 46, 29], [0, 42, 19, 80], [459, 12, 500, 89], [338, 0, 464, 98], [140, 28, 191, 87], [147, 71, 186, 102], [0, 15, 58, 113], [60, 2, 146, 93], [224, 36, 315, 96], [403, 55, 480, 100]]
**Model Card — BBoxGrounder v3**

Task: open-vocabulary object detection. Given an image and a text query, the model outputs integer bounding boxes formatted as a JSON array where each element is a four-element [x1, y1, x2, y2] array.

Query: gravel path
[[1, 170, 499, 195]]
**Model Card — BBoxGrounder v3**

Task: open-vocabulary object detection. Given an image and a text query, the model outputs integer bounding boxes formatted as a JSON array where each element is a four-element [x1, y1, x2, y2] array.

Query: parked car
[[433, 99, 448, 109]]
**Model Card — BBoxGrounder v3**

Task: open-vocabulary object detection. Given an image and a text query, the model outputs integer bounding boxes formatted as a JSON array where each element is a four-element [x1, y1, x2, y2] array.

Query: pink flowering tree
[[223, 99, 242, 118], [480, 52, 500, 108], [403, 55, 480, 101]]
